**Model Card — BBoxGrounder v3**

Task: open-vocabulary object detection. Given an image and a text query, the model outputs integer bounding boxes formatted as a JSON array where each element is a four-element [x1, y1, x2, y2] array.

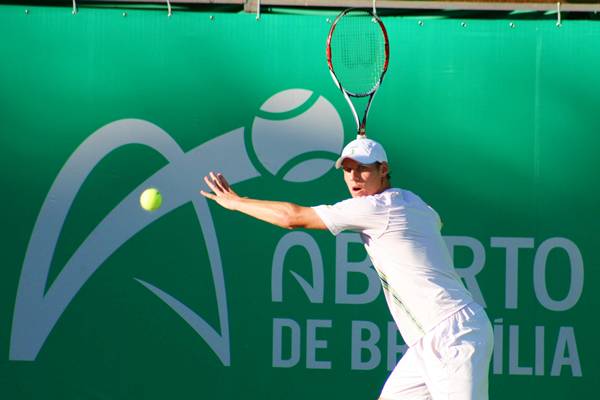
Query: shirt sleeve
[[312, 196, 388, 236]]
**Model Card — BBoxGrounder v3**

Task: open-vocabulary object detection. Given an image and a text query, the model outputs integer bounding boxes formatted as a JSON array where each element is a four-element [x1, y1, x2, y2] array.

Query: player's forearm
[[231, 197, 305, 229], [200, 172, 325, 230]]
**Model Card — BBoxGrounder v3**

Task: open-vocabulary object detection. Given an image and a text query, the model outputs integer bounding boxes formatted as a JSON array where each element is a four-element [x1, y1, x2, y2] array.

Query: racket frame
[[326, 8, 390, 137]]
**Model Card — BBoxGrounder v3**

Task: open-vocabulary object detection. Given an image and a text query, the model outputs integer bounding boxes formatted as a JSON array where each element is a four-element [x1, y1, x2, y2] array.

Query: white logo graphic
[[11, 89, 344, 365], [253, 89, 344, 182]]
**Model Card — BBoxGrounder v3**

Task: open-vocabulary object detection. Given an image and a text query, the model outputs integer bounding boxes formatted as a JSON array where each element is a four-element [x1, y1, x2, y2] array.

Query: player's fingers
[[217, 173, 231, 191], [204, 175, 221, 194], [209, 171, 225, 191], [216, 173, 227, 187], [200, 190, 216, 200]]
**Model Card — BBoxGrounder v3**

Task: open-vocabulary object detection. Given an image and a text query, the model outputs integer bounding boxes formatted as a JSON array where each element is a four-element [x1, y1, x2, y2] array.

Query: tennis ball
[[140, 188, 162, 212], [251, 89, 344, 183]]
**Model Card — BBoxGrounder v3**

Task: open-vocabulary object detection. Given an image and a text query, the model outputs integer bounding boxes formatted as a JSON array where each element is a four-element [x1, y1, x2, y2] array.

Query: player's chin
[[349, 188, 368, 197]]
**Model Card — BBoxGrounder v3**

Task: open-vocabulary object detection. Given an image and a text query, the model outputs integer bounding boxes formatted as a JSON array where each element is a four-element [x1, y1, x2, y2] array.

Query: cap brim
[[335, 155, 377, 169]]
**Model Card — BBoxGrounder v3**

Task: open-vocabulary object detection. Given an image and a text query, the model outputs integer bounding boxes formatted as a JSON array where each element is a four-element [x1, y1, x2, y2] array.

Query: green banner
[[1, 4, 598, 400]]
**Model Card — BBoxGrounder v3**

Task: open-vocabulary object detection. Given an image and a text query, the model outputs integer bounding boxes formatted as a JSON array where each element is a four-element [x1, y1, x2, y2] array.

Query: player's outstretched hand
[[200, 172, 240, 210]]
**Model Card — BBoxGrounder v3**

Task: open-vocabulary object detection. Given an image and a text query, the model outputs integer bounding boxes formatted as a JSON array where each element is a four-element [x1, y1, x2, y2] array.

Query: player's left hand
[[200, 172, 241, 210]]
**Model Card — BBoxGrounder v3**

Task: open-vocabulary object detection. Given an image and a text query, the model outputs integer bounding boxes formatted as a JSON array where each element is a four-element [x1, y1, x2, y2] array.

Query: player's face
[[341, 158, 389, 198]]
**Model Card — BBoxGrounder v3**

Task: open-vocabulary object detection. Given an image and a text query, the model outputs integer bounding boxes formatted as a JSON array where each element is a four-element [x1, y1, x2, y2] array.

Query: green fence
[[1, 4, 598, 399]]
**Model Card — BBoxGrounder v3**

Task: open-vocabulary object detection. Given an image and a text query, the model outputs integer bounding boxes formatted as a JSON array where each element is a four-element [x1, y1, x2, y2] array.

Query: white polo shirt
[[313, 188, 473, 346]]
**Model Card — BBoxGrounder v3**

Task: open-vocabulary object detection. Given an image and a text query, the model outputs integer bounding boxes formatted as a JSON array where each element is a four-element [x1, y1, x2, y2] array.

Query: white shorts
[[380, 303, 493, 400]]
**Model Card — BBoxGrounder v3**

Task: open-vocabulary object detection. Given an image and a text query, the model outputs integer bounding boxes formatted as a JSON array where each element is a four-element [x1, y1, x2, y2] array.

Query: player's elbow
[[280, 204, 306, 230], [283, 204, 324, 230], [279, 210, 298, 230]]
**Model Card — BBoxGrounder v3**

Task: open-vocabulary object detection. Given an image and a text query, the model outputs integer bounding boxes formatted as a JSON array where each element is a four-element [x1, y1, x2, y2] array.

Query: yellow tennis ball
[[140, 188, 162, 211]]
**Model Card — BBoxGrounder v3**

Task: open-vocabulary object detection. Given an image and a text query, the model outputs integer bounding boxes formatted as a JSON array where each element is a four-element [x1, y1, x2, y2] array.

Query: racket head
[[326, 8, 390, 97]]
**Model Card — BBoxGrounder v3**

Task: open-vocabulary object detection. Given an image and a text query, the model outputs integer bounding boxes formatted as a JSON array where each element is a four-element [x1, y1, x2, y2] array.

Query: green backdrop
[[1, 4, 598, 399]]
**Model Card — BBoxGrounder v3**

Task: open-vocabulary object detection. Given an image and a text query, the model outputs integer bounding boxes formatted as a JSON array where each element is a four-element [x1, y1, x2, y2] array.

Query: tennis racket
[[326, 8, 390, 137]]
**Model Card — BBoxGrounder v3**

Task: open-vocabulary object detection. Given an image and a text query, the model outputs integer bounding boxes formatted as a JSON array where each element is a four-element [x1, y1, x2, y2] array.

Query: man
[[201, 137, 493, 400]]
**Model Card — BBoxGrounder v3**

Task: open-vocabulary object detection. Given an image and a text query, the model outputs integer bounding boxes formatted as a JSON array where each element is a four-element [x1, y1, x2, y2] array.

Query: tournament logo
[[10, 89, 344, 366]]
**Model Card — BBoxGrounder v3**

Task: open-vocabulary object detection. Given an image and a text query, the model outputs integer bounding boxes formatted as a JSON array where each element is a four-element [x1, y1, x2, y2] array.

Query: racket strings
[[329, 12, 387, 96]]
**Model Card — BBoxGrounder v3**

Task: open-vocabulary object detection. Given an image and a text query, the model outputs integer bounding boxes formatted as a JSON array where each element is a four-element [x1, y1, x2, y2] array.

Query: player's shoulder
[[377, 188, 439, 214], [371, 187, 405, 205], [388, 188, 442, 223], [358, 189, 404, 211], [332, 191, 390, 214], [382, 187, 429, 206], [331, 188, 420, 211]]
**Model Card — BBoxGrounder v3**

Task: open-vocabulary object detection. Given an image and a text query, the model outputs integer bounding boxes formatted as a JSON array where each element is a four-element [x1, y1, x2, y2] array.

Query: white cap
[[335, 137, 388, 169]]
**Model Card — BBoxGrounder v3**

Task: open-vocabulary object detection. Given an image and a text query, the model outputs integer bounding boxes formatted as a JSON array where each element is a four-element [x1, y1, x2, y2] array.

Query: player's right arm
[[200, 172, 327, 230]]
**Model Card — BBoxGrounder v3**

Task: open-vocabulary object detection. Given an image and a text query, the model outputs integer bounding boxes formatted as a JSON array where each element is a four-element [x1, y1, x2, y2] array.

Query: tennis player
[[201, 137, 493, 400]]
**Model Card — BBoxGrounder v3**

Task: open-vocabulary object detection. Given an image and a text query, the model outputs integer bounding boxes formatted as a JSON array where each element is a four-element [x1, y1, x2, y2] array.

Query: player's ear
[[379, 162, 389, 177]]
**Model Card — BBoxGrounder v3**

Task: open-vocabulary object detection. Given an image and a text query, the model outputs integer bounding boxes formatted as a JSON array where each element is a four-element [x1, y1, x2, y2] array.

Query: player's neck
[[376, 181, 391, 194]]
